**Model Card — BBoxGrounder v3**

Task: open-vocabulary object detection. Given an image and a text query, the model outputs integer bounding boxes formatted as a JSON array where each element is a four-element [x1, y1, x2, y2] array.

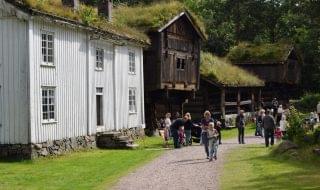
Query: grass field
[[221, 122, 256, 140], [0, 137, 164, 190], [221, 144, 320, 190]]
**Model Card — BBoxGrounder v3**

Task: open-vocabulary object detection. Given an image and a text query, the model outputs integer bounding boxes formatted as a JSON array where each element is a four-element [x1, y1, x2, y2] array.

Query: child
[[178, 126, 185, 146], [208, 122, 219, 161], [275, 127, 283, 143], [163, 113, 171, 148]]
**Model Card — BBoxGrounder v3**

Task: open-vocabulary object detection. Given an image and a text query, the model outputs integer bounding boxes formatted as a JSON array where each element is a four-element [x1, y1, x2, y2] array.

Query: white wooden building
[[0, 0, 146, 158]]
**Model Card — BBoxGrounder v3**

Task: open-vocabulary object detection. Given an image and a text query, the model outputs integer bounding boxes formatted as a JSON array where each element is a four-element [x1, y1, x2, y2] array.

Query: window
[[41, 31, 54, 65], [42, 88, 56, 122], [176, 58, 186, 70], [96, 48, 104, 70], [129, 51, 136, 74], [129, 88, 137, 113], [96, 88, 103, 126]]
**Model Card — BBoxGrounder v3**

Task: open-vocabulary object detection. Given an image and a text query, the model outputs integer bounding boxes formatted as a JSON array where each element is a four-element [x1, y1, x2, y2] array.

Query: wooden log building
[[184, 52, 264, 121], [113, 2, 207, 131], [227, 43, 303, 106]]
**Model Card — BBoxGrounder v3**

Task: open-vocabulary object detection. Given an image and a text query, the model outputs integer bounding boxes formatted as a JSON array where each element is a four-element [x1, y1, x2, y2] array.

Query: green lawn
[[222, 122, 256, 140], [0, 137, 165, 190], [221, 144, 320, 190]]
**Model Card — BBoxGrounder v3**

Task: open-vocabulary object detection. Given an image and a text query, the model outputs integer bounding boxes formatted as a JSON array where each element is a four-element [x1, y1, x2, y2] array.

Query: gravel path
[[112, 136, 265, 190]]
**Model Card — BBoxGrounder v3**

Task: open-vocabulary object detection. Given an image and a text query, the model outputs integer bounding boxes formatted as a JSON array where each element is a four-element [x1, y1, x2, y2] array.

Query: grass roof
[[113, 1, 206, 37], [200, 52, 264, 87], [227, 42, 293, 64], [11, 0, 149, 44]]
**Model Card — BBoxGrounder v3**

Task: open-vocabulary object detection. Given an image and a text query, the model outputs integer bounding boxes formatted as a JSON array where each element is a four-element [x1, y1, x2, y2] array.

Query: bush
[[294, 93, 320, 112], [287, 106, 306, 142]]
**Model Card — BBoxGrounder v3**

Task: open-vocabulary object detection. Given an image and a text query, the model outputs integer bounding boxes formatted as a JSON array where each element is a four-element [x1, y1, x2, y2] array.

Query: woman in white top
[[163, 113, 171, 147], [279, 115, 287, 136], [277, 105, 284, 125]]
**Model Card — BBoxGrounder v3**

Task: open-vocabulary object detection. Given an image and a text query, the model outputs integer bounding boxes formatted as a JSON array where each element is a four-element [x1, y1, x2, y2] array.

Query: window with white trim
[[129, 51, 136, 74], [129, 88, 137, 113], [41, 31, 54, 65], [96, 48, 104, 70], [42, 87, 56, 122]]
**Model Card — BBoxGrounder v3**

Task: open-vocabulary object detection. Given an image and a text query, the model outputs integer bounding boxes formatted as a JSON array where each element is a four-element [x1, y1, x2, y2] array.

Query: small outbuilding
[[227, 42, 302, 105], [184, 52, 264, 120]]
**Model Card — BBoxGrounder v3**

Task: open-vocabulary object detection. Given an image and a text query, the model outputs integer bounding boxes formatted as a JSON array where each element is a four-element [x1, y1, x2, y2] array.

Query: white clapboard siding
[[127, 46, 145, 129], [0, 17, 29, 144], [29, 19, 88, 143], [89, 40, 115, 133]]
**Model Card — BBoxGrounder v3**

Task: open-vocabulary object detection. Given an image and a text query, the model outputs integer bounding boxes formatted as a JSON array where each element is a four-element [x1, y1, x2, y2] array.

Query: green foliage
[[200, 52, 264, 87], [227, 42, 293, 63], [287, 106, 306, 142], [79, 5, 98, 25], [293, 93, 320, 113]]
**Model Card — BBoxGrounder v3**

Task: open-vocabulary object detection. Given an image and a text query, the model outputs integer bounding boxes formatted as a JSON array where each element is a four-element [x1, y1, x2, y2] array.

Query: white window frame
[[41, 31, 54, 66], [41, 87, 56, 123], [129, 88, 137, 113], [128, 51, 136, 74], [95, 48, 104, 71]]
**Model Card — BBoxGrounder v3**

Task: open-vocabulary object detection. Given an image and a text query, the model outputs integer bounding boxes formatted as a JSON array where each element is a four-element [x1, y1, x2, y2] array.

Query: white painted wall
[[29, 19, 88, 143], [0, 12, 29, 144]]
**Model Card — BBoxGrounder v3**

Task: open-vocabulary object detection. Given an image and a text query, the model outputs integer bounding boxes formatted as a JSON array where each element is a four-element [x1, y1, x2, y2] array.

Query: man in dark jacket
[[170, 117, 186, 148], [236, 110, 245, 144], [262, 109, 276, 147]]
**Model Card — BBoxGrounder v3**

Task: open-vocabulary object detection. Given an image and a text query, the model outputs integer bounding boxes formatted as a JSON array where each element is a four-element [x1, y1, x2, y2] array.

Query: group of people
[[161, 111, 222, 162]]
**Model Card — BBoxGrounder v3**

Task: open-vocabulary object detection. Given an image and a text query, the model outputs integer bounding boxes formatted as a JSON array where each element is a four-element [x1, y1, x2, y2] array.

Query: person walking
[[201, 111, 214, 158], [215, 121, 222, 144], [272, 98, 279, 117], [163, 113, 171, 147], [184, 113, 193, 146], [170, 116, 186, 148], [262, 109, 276, 147], [208, 122, 219, 161], [236, 110, 246, 144], [256, 109, 265, 137], [277, 105, 284, 126]]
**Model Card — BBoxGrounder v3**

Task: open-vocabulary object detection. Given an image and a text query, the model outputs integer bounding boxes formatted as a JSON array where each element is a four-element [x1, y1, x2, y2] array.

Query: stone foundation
[[0, 135, 96, 160], [31, 135, 96, 158], [119, 127, 145, 140]]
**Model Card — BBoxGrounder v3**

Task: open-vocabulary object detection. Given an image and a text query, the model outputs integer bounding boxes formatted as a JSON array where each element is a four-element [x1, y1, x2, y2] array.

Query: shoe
[[214, 156, 217, 160], [209, 158, 213, 162], [206, 156, 210, 159], [243, 142, 246, 144]]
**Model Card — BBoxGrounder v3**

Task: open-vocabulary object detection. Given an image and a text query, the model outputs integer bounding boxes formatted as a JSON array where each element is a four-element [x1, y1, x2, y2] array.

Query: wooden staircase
[[96, 132, 139, 149]]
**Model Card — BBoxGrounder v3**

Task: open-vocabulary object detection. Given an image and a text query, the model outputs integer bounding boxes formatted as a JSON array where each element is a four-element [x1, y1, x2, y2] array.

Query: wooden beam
[[221, 89, 226, 118], [258, 89, 262, 109], [237, 89, 241, 114], [251, 90, 255, 112]]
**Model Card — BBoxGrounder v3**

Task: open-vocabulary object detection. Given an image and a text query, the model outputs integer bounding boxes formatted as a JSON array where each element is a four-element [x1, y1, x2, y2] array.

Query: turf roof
[[112, 1, 206, 38], [6, 0, 150, 44], [227, 42, 294, 64], [200, 52, 264, 87]]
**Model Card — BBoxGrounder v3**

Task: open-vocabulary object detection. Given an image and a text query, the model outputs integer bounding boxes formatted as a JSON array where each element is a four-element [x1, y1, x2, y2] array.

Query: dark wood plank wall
[[160, 16, 200, 88]]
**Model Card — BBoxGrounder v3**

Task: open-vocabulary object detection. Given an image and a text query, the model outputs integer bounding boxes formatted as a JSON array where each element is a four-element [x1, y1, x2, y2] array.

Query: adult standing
[[277, 105, 284, 126], [272, 98, 279, 117], [256, 109, 264, 137], [262, 109, 276, 147], [184, 112, 193, 146], [201, 111, 214, 158], [236, 110, 246, 144], [170, 116, 186, 148], [317, 101, 320, 122], [215, 121, 222, 144], [163, 113, 172, 147]]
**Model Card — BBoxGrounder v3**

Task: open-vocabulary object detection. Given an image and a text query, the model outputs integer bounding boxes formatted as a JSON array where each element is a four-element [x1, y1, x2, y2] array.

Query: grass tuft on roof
[[113, 0, 206, 37], [22, 0, 149, 44], [200, 52, 264, 87], [227, 42, 293, 63]]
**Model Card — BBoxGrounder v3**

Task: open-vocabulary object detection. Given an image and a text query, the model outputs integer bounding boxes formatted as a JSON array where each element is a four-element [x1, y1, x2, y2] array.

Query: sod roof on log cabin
[[200, 52, 264, 88], [227, 42, 294, 64], [112, 1, 207, 39], [5, 0, 150, 45]]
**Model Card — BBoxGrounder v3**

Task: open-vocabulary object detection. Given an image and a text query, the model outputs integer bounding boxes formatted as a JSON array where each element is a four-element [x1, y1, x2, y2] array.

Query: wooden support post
[[258, 89, 262, 109], [237, 89, 241, 114], [251, 90, 255, 112], [221, 89, 226, 118]]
